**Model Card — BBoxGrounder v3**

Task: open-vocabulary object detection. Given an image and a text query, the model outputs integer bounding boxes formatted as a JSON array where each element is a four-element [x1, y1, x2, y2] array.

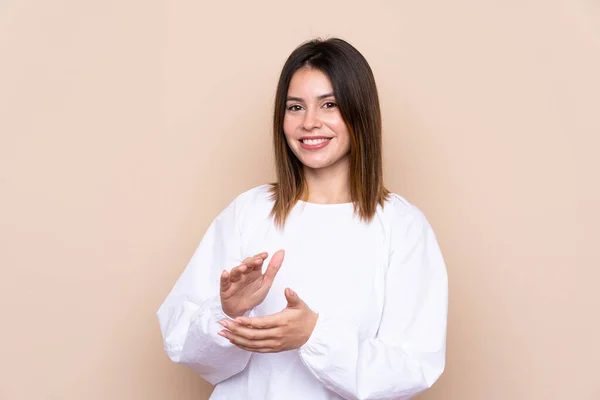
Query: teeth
[[303, 138, 329, 145]]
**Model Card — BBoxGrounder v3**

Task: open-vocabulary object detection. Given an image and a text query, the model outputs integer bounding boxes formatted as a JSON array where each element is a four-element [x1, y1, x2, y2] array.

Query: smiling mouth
[[300, 137, 332, 145]]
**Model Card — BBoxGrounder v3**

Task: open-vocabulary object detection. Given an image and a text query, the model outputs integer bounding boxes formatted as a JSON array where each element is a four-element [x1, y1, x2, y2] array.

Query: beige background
[[1, 1, 599, 399]]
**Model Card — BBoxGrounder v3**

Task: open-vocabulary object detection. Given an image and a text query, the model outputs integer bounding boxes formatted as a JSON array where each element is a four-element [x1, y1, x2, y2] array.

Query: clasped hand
[[219, 250, 318, 353], [219, 287, 318, 352]]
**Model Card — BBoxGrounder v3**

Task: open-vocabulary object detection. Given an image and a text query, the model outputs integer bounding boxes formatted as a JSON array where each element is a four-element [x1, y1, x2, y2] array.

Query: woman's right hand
[[220, 250, 285, 318]]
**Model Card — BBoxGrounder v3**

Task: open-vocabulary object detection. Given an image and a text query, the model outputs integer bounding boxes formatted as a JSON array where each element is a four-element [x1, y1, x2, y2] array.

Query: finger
[[242, 252, 267, 272], [234, 312, 284, 329], [220, 270, 231, 292], [219, 330, 279, 351], [242, 251, 267, 262], [285, 287, 303, 308], [220, 320, 280, 340], [251, 252, 268, 270], [262, 249, 285, 286], [229, 264, 247, 282], [254, 251, 269, 270], [254, 251, 268, 260]]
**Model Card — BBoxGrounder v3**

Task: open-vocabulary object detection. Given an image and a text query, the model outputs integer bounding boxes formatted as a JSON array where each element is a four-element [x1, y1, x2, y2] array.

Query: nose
[[302, 108, 322, 131]]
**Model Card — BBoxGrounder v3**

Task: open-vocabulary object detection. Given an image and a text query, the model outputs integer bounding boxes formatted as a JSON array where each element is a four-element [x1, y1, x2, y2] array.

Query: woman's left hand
[[218, 288, 318, 353]]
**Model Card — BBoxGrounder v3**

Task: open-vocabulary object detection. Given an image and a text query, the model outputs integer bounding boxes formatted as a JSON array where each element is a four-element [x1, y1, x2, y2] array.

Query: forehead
[[287, 68, 333, 96]]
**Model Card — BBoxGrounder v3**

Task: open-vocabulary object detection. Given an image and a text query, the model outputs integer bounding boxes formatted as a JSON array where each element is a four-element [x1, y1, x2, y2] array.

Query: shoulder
[[232, 184, 274, 211], [379, 193, 432, 240], [212, 184, 274, 233], [214, 184, 273, 219], [226, 184, 275, 229], [382, 193, 427, 224]]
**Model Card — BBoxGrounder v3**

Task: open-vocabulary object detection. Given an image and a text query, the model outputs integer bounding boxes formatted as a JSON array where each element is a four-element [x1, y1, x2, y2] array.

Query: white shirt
[[157, 184, 448, 400]]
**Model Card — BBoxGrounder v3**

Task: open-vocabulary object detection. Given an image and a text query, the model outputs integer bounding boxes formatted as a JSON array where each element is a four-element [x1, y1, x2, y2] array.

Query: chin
[[302, 162, 331, 170], [294, 149, 350, 170], [297, 156, 337, 170]]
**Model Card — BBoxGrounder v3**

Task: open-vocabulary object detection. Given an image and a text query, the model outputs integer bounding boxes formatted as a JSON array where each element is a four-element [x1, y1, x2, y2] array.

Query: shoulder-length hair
[[270, 37, 389, 228]]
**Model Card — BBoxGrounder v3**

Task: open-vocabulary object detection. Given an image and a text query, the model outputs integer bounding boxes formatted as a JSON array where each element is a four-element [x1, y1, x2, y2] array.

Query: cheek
[[283, 116, 296, 140], [327, 116, 350, 142]]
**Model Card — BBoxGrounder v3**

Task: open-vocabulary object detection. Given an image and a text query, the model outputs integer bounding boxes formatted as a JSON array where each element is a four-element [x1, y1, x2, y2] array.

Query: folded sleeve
[[156, 196, 253, 385], [298, 201, 449, 400]]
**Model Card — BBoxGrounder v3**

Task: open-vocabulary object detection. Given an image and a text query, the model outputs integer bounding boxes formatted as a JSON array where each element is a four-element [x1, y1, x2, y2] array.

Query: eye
[[323, 101, 337, 109], [286, 104, 303, 112]]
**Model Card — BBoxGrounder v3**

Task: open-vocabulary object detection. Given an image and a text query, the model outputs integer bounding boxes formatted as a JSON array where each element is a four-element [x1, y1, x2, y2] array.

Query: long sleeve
[[298, 201, 448, 400], [157, 197, 253, 385]]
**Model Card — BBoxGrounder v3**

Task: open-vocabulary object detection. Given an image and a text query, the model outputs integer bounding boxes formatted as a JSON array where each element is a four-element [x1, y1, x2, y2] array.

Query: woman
[[157, 38, 448, 400]]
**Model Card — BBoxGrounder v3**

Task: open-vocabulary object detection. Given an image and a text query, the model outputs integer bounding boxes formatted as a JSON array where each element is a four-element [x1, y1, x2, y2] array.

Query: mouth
[[299, 136, 333, 145], [298, 136, 333, 151]]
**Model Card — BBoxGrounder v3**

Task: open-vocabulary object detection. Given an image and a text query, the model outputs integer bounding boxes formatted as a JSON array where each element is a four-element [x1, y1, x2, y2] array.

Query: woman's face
[[283, 68, 351, 172]]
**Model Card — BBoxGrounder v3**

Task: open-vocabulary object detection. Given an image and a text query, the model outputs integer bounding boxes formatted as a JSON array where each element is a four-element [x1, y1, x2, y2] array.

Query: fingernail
[[219, 320, 228, 328], [217, 331, 227, 338], [234, 318, 242, 324], [290, 289, 296, 296]]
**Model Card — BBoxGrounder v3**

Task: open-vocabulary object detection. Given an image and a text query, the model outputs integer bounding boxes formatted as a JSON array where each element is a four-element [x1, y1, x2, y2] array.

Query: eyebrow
[[286, 92, 335, 102]]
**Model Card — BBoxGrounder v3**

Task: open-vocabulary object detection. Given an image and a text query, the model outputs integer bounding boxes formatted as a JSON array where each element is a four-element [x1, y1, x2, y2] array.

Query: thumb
[[285, 288, 302, 308]]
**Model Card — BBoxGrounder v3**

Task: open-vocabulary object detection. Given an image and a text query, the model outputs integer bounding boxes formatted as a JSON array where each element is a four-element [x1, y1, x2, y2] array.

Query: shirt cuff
[[297, 312, 358, 394], [299, 312, 325, 354], [298, 312, 355, 360]]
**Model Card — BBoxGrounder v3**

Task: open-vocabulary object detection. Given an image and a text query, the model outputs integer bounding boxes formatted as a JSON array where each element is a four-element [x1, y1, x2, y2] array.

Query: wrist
[[221, 302, 253, 320], [301, 311, 319, 347], [221, 306, 245, 319]]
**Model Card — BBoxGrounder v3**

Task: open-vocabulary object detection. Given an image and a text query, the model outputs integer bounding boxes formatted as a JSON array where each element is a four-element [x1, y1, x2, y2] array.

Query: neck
[[302, 157, 351, 204]]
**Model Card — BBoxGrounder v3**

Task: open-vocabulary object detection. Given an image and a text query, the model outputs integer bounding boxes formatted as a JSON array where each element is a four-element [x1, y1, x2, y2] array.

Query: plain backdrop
[[1, 1, 599, 399]]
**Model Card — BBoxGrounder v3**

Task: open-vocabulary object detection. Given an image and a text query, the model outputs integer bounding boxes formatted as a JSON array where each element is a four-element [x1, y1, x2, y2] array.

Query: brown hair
[[270, 37, 389, 227]]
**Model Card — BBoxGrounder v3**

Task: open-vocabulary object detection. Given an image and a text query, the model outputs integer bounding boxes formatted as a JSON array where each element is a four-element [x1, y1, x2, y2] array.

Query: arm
[[298, 204, 448, 399], [156, 198, 252, 385]]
